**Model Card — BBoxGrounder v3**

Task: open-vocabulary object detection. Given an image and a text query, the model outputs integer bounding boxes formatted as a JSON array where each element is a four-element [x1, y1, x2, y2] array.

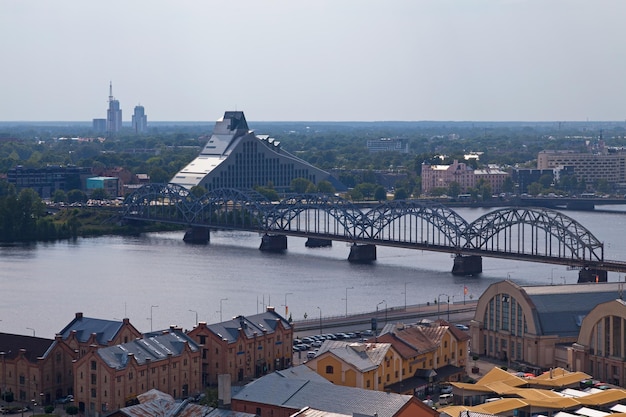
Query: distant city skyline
[[1, 1, 625, 122]]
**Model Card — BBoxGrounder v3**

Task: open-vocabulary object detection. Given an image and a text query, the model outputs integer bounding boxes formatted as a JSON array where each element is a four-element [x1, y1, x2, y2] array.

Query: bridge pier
[[348, 243, 376, 263], [578, 267, 608, 283], [183, 227, 210, 244], [305, 238, 332, 248], [259, 234, 287, 252], [452, 255, 483, 276]]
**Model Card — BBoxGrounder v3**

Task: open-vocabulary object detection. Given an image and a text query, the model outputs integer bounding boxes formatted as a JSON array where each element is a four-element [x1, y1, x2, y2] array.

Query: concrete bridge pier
[[305, 238, 332, 248], [259, 234, 287, 251], [348, 243, 376, 263], [183, 226, 210, 244], [452, 255, 483, 276], [578, 267, 608, 283]]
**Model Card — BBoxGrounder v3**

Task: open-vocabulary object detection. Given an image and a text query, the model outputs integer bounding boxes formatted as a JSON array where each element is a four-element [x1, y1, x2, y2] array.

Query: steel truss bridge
[[123, 184, 626, 274]]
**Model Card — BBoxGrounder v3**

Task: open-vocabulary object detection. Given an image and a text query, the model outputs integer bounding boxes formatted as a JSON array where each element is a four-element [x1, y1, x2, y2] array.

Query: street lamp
[[150, 305, 158, 332], [402, 282, 407, 311], [343, 287, 354, 317], [188, 309, 198, 327], [437, 294, 449, 320], [284, 292, 293, 317], [316, 306, 322, 335], [219, 298, 228, 322], [26, 328, 35, 337], [375, 300, 385, 342]]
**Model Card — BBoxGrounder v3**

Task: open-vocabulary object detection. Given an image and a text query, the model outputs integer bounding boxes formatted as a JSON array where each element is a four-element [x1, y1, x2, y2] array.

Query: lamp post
[[375, 300, 385, 340], [284, 292, 293, 317], [437, 294, 449, 320], [188, 309, 198, 327], [343, 287, 353, 317], [219, 298, 228, 322], [316, 306, 322, 335], [402, 282, 407, 311], [150, 305, 158, 332], [26, 328, 35, 337]]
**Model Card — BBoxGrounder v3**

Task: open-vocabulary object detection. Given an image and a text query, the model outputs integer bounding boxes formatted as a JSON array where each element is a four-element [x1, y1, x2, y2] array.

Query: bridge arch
[[124, 183, 198, 224], [464, 207, 604, 262], [363, 200, 469, 247], [266, 193, 364, 239]]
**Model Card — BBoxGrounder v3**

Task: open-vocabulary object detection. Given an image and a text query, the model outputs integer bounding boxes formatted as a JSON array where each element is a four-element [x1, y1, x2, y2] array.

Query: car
[[361, 329, 374, 336], [311, 340, 323, 348], [306, 351, 317, 359], [438, 393, 453, 405], [440, 384, 453, 394], [293, 338, 302, 346], [454, 324, 469, 331], [56, 395, 74, 404], [335, 332, 349, 339], [346, 332, 357, 339], [302, 337, 316, 344]]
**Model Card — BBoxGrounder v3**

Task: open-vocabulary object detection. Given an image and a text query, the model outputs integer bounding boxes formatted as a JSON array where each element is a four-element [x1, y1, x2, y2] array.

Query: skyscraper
[[132, 104, 147, 134], [106, 82, 122, 134]]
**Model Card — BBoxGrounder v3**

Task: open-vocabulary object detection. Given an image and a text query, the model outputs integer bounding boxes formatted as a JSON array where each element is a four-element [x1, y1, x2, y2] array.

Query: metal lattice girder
[[194, 188, 271, 228], [464, 207, 604, 261], [123, 183, 195, 223], [265, 193, 364, 238], [363, 200, 469, 247]]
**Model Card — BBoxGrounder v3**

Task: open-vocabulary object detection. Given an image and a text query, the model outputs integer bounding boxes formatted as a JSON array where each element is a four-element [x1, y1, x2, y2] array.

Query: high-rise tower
[[132, 104, 147, 134], [106, 82, 122, 134]]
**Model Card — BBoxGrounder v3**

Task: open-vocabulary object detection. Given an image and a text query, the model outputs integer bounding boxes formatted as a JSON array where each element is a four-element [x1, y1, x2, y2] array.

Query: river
[[1, 207, 626, 339]]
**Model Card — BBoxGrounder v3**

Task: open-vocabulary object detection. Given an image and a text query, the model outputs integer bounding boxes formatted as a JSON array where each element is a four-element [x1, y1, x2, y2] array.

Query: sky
[[1, 1, 625, 122]]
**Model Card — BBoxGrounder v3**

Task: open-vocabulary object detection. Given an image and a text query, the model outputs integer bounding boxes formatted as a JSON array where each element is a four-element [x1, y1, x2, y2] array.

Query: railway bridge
[[123, 184, 626, 281]]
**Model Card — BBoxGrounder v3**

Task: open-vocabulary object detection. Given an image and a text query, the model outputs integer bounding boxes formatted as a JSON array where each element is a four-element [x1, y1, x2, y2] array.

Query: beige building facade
[[471, 280, 624, 372]]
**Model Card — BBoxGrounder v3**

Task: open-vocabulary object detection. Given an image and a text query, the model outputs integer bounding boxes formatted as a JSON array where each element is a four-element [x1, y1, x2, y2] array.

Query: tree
[[65, 405, 79, 415], [190, 185, 207, 198], [374, 186, 387, 201], [52, 189, 67, 203], [149, 167, 170, 184], [291, 178, 313, 193], [448, 181, 461, 198], [316, 180, 335, 194], [502, 177, 514, 193], [527, 182, 543, 196], [67, 189, 87, 204], [90, 188, 110, 200], [393, 188, 408, 200]]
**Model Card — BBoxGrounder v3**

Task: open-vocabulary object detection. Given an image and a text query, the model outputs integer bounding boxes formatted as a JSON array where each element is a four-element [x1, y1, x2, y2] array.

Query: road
[[292, 299, 478, 337]]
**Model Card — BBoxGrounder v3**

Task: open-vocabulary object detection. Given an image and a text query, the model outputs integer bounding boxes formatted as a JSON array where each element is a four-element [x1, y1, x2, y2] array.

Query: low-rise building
[[231, 370, 439, 417], [305, 341, 401, 391], [186, 306, 293, 386], [72, 327, 201, 416], [570, 298, 626, 386], [376, 321, 470, 396], [470, 280, 624, 372]]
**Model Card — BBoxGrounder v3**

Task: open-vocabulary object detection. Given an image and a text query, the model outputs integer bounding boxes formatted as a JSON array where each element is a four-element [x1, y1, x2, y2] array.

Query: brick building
[[186, 307, 293, 386], [72, 327, 201, 416]]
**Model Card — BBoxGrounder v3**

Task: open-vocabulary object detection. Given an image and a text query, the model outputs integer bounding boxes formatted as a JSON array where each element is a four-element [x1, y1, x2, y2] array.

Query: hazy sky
[[1, 1, 625, 122]]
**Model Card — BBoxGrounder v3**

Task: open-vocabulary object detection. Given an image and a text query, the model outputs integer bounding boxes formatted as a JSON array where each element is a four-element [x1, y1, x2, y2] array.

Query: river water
[[1, 207, 626, 339]]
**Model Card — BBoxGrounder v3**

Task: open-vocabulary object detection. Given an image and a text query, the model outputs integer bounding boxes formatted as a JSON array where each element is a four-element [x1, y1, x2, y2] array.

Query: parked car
[[440, 384, 453, 394], [306, 351, 317, 359], [361, 329, 374, 336], [454, 324, 469, 331], [438, 393, 453, 405], [56, 395, 74, 404]]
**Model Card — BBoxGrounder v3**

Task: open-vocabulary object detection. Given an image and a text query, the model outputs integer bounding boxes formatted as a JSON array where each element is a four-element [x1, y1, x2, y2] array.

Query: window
[[91, 374, 97, 385], [199, 335, 206, 344], [19, 375, 25, 385], [367, 380, 371, 388], [91, 361, 97, 370], [325, 365, 334, 374], [91, 388, 96, 398]]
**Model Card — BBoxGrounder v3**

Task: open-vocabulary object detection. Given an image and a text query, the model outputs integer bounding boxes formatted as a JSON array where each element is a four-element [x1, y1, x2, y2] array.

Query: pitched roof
[[381, 322, 447, 353], [207, 310, 291, 344], [233, 372, 414, 417], [58, 312, 125, 345], [516, 282, 624, 337], [314, 341, 391, 372], [0, 333, 53, 361], [118, 389, 255, 417], [97, 330, 198, 369]]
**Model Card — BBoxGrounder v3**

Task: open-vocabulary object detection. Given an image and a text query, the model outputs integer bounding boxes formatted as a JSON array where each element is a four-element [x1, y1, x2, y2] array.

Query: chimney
[[75, 312, 83, 319], [266, 306, 275, 313], [218, 373, 232, 408]]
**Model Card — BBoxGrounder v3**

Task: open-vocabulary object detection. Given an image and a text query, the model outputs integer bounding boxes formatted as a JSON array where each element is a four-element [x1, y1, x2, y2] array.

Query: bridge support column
[[183, 227, 210, 244], [305, 238, 332, 248], [578, 268, 608, 283], [259, 234, 287, 252], [348, 244, 376, 263], [452, 255, 482, 276]]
